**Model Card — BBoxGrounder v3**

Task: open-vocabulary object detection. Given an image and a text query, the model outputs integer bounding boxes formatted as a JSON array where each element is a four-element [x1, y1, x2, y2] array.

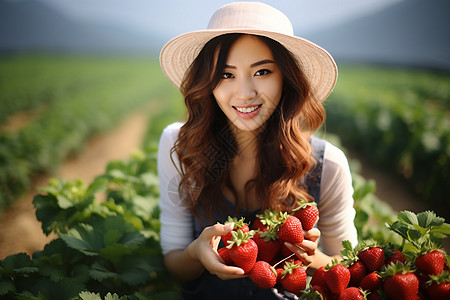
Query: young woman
[[158, 2, 358, 299]]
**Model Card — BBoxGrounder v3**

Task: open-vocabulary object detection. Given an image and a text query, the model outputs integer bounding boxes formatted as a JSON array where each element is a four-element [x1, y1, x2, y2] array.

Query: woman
[[158, 2, 357, 299]]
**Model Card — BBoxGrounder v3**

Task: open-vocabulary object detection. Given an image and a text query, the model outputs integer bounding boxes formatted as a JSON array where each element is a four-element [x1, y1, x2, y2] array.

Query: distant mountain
[[0, 0, 165, 54], [304, 0, 450, 70]]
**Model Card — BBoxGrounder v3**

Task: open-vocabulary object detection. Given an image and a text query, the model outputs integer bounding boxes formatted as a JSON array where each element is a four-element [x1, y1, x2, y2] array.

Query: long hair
[[172, 33, 326, 219]]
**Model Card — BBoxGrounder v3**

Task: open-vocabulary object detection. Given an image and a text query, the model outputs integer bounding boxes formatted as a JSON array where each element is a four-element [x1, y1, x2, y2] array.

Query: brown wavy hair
[[172, 33, 326, 219]]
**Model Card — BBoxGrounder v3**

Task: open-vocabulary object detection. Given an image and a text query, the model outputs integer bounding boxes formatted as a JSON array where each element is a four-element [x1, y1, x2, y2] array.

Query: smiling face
[[213, 35, 283, 134]]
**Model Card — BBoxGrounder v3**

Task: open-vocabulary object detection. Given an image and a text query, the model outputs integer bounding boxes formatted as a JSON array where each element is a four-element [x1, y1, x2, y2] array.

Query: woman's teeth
[[235, 105, 260, 113]]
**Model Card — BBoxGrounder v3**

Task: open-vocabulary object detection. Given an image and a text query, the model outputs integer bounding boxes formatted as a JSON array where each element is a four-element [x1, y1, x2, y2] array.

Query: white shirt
[[158, 122, 358, 256]]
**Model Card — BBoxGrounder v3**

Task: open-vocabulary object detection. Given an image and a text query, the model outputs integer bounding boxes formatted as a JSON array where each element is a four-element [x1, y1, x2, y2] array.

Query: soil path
[[0, 111, 149, 259]]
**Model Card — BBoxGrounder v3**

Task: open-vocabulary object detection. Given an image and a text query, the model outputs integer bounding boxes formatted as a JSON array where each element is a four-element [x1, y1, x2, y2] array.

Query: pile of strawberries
[[305, 242, 449, 299], [218, 207, 450, 300], [218, 201, 319, 296]]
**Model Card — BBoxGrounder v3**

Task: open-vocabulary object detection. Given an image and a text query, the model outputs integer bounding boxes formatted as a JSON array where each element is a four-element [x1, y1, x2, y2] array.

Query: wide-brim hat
[[160, 1, 337, 102]]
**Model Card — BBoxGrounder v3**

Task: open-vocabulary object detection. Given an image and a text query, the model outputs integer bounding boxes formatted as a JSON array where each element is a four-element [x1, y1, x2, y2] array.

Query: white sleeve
[[157, 122, 194, 255], [317, 141, 358, 256]]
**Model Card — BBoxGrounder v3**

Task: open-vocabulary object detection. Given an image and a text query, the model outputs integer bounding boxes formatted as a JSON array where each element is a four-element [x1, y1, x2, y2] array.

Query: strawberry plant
[[0, 150, 181, 299]]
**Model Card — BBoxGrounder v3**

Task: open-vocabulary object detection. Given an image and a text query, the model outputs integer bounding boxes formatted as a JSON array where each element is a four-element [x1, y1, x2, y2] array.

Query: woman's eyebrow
[[224, 59, 276, 69]]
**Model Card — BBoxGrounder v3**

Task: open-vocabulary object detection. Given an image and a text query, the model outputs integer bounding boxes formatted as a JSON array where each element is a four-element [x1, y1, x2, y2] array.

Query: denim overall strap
[[305, 136, 326, 205]]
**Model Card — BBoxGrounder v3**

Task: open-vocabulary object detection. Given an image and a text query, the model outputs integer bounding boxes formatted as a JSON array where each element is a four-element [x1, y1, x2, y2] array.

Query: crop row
[[325, 65, 450, 217], [0, 55, 176, 212]]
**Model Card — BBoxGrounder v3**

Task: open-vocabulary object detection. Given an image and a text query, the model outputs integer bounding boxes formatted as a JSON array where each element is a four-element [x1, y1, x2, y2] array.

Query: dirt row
[[0, 111, 149, 259]]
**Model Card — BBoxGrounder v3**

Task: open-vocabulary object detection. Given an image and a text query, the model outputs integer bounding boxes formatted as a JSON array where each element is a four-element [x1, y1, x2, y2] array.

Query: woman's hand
[[283, 228, 320, 267], [187, 223, 246, 280]]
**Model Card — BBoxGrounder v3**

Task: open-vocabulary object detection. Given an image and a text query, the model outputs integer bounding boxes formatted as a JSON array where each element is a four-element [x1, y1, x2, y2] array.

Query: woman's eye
[[255, 69, 271, 76], [222, 72, 234, 79]]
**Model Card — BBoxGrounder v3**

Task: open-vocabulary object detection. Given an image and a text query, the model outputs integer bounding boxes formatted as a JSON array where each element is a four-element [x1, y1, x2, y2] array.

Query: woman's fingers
[[304, 228, 320, 243]]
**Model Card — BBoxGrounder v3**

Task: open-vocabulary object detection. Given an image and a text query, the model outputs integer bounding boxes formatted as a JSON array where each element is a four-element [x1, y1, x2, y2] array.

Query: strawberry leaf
[[397, 210, 418, 226], [417, 211, 444, 228]]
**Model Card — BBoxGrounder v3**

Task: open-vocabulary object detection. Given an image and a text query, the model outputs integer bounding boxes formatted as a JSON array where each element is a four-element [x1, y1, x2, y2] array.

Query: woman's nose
[[235, 77, 257, 100]]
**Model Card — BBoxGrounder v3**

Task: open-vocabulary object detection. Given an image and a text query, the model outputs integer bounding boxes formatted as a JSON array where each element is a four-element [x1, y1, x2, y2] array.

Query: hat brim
[[159, 28, 337, 102]]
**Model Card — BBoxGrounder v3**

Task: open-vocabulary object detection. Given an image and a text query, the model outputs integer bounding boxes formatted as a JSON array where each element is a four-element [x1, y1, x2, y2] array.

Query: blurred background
[[0, 0, 449, 258]]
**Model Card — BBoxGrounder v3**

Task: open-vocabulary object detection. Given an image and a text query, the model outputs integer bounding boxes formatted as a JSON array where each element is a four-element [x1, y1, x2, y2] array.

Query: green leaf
[[87, 176, 108, 195], [89, 262, 117, 281], [99, 244, 131, 262], [103, 230, 122, 246], [56, 195, 74, 209], [0, 253, 38, 274], [60, 224, 103, 256], [79, 291, 101, 300], [397, 211, 418, 225], [417, 211, 444, 228], [0, 279, 15, 296]]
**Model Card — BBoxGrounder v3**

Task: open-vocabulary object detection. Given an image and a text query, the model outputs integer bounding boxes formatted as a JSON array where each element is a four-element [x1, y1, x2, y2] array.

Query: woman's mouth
[[233, 104, 262, 118]]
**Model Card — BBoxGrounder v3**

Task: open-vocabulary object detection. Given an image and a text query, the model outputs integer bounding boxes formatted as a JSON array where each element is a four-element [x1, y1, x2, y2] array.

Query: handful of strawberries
[[218, 208, 450, 300], [218, 201, 319, 296]]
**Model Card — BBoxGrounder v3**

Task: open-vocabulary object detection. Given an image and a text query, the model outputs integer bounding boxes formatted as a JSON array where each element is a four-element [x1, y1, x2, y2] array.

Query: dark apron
[[182, 137, 326, 300]]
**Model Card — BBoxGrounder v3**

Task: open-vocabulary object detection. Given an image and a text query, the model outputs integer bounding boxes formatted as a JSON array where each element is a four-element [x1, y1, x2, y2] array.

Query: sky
[[40, 0, 404, 41]]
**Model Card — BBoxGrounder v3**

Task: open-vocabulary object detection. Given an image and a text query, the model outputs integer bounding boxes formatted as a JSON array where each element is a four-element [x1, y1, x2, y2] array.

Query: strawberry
[[325, 260, 351, 295], [248, 261, 277, 289], [357, 246, 385, 272], [359, 271, 382, 292], [415, 249, 446, 276], [253, 229, 281, 263], [221, 216, 249, 245], [310, 266, 327, 288], [217, 246, 233, 265], [252, 209, 279, 231], [338, 287, 368, 300], [276, 214, 304, 244], [279, 260, 307, 295], [348, 260, 368, 287], [340, 240, 367, 287], [293, 200, 319, 231], [382, 261, 419, 300], [384, 248, 406, 266], [425, 270, 450, 300], [226, 229, 258, 274], [426, 281, 450, 300]]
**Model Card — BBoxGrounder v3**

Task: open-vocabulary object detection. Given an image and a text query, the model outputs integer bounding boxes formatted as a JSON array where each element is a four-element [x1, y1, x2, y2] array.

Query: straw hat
[[160, 1, 337, 102]]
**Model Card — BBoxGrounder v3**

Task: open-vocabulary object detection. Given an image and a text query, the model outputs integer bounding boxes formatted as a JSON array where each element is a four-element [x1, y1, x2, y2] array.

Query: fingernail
[[225, 222, 234, 231]]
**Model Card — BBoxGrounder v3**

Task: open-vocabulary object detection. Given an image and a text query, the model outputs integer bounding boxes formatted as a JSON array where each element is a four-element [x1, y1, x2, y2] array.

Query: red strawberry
[[310, 266, 327, 288], [385, 249, 406, 266], [217, 247, 233, 265], [382, 262, 419, 300], [338, 287, 368, 300], [360, 271, 382, 292], [248, 261, 277, 289], [426, 281, 450, 300], [311, 284, 334, 299], [221, 217, 249, 245], [252, 218, 267, 232], [226, 229, 258, 274], [276, 214, 304, 244], [425, 270, 450, 300], [325, 261, 351, 295], [357, 246, 385, 272], [279, 260, 307, 295], [293, 201, 319, 231], [252, 209, 279, 231], [367, 291, 382, 300], [348, 260, 368, 287], [415, 249, 446, 276], [253, 228, 281, 263]]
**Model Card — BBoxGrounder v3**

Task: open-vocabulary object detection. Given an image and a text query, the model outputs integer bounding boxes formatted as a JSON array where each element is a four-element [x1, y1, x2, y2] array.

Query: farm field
[[0, 55, 448, 298]]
